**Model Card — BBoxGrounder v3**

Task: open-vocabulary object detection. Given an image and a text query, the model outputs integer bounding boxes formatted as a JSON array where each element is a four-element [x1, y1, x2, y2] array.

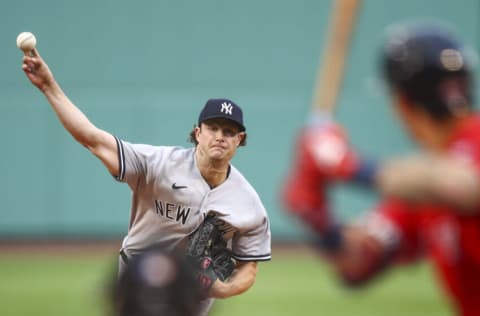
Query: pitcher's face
[[195, 119, 244, 162]]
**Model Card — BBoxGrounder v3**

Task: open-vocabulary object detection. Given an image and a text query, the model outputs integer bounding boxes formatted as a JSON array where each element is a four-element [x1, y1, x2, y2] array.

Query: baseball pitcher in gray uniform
[[21, 48, 271, 316]]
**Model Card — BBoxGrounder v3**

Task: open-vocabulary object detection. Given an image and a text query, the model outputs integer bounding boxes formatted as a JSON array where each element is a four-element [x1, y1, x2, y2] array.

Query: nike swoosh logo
[[172, 183, 188, 190]]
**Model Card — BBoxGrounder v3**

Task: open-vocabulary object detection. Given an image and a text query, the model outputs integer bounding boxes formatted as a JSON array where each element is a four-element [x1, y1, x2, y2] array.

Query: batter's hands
[[282, 120, 357, 234], [303, 122, 360, 180], [21, 49, 56, 93]]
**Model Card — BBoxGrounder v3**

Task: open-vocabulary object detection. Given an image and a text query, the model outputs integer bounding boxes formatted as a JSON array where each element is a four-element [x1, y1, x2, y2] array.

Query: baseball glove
[[185, 214, 236, 293]]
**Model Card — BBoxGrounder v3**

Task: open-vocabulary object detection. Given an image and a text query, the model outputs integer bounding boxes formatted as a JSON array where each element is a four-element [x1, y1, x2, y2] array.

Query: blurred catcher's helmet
[[381, 23, 475, 120], [113, 245, 201, 316]]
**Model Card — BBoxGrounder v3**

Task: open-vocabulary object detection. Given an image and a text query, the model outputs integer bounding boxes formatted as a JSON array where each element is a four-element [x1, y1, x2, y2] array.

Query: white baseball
[[16, 32, 37, 51]]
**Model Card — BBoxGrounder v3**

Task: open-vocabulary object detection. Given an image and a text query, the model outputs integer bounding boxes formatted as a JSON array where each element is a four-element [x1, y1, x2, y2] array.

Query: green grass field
[[0, 249, 453, 316]]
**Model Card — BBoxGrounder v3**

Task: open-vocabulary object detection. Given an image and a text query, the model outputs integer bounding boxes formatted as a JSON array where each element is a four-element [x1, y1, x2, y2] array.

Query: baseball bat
[[311, 0, 362, 113]]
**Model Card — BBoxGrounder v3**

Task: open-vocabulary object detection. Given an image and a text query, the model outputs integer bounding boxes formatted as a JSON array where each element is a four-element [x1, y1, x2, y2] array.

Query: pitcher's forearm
[[42, 81, 100, 148], [210, 261, 257, 299], [22, 49, 119, 176]]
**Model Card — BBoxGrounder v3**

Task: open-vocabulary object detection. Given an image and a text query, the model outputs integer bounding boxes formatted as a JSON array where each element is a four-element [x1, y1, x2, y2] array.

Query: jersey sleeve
[[231, 214, 271, 262], [113, 137, 163, 190]]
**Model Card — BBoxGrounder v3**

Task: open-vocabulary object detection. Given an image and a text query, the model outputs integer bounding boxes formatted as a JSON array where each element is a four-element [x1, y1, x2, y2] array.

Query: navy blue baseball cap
[[198, 98, 246, 131], [382, 24, 470, 89]]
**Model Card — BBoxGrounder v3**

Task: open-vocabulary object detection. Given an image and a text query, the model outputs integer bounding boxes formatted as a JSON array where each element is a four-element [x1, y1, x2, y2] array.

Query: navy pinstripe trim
[[114, 136, 125, 181], [233, 253, 271, 262]]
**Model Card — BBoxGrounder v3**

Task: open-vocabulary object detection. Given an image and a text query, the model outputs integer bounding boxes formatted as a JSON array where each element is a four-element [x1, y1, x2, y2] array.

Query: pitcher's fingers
[[22, 54, 32, 63], [30, 48, 40, 57], [22, 63, 33, 73], [22, 55, 40, 70], [23, 48, 39, 58]]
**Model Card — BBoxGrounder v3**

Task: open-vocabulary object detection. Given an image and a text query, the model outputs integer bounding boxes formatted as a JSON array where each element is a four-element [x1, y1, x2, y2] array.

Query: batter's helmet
[[381, 23, 474, 120]]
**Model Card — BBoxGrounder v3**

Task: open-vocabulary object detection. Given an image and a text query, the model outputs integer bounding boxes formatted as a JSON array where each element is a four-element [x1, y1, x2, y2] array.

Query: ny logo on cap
[[221, 102, 233, 115]]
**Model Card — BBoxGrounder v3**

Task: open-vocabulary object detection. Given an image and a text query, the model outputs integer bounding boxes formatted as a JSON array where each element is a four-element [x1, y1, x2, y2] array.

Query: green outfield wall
[[1, 0, 479, 240]]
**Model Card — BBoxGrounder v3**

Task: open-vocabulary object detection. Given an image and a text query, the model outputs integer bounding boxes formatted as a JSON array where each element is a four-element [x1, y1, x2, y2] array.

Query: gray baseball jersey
[[114, 137, 272, 262]]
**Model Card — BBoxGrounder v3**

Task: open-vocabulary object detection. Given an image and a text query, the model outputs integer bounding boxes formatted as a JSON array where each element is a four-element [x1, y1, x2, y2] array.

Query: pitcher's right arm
[[22, 49, 119, 177]]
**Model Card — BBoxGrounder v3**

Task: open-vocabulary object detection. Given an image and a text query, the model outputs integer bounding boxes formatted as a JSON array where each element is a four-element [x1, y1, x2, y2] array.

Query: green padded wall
[[1, 0, 479, 239]]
